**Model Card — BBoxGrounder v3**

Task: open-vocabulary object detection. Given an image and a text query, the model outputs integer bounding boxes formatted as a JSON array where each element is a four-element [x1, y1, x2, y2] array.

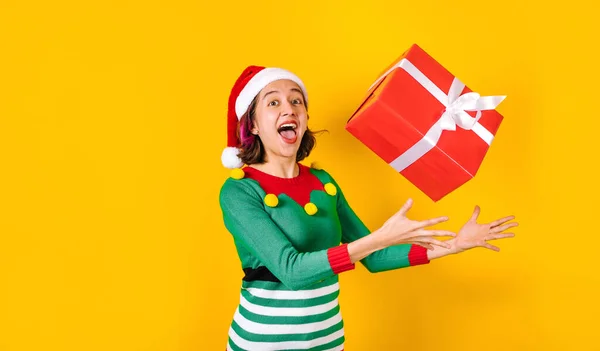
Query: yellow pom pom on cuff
[[324, 182, 337, 196], [304, 202, 318, 216], [264, 194, 279, 207], [230, 168, 245, 180]]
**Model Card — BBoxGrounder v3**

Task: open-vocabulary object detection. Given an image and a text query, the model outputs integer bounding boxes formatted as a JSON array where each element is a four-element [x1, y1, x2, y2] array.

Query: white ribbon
[[368, 59, 506, 172]]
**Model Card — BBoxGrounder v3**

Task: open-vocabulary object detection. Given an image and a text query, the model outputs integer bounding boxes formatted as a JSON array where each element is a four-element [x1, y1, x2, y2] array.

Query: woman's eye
[[268, 100, 278, 106], [292, 99, 303, 105]]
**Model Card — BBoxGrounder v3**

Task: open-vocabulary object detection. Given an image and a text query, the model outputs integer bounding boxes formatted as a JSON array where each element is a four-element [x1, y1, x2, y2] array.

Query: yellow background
[[0, 1, 597, 350]]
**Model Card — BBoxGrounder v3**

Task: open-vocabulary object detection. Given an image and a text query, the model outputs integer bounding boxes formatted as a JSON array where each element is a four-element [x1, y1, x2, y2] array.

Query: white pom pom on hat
[[221, 146, 243, 169], [223, 65, 308, 169]]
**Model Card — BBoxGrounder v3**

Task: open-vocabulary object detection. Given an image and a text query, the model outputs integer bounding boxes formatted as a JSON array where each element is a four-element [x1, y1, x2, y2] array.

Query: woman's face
[[252, 79, 308, 162]]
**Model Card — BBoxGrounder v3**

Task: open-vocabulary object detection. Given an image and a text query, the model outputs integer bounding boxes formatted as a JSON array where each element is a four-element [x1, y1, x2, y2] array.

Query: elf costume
[[220, 66, 430, 351]]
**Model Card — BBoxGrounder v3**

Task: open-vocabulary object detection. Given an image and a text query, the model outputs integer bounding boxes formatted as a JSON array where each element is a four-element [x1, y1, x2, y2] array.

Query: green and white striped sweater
[[219, 164, 429, 351]]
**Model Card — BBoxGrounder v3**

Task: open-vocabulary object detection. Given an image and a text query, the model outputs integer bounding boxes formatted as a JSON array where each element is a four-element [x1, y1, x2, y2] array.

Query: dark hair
[[237, 96, 324, 165]]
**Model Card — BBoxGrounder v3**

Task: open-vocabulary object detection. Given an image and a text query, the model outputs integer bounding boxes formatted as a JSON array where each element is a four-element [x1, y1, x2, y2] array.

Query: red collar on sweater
[[243, 164, 325, 205]]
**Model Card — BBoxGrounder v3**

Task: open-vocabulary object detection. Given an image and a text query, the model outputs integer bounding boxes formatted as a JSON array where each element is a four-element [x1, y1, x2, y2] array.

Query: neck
[[251, 155, 299, 178]]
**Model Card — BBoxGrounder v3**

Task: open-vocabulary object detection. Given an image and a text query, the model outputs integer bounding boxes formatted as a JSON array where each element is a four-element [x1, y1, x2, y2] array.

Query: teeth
[[280, 123, 297, 129]]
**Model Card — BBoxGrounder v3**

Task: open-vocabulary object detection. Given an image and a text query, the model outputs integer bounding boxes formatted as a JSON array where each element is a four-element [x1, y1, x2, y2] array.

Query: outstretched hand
[[377, 198, 456, 250], [453, 205, 518, 253]]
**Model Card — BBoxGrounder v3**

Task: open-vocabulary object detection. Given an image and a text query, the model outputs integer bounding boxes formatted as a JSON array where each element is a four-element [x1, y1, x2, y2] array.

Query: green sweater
[[219, 163, 429, 351]]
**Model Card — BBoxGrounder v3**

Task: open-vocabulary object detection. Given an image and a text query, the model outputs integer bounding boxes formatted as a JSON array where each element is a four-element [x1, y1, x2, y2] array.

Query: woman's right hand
[[375, 198, 455, 250]]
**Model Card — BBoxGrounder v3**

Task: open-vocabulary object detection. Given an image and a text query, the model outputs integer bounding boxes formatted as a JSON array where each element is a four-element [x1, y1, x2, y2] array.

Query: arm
[[425, 238, 458, 260], [220, 179, 381, 290], [332, 177, 431, 273], [425, 206, 518, 259]]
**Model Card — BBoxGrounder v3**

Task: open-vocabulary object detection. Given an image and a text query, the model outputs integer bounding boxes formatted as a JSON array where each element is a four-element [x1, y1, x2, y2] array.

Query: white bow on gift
[[368, 58, 506, 173]]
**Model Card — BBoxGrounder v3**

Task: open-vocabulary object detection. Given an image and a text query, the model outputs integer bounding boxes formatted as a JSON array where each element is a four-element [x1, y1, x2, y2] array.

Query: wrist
[[445, 238, 462, 255], [426, 238, 461, 260], [347, 229, 388, 263], [370, 227, 390, 252]]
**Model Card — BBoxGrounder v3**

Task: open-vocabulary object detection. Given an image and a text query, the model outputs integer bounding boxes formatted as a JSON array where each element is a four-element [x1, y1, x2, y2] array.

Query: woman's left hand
[[453, 205, 518, 253]]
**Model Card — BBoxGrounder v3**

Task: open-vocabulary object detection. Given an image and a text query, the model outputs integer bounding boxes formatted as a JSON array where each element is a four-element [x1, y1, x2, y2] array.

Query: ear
[[250, 119, 259, 135]]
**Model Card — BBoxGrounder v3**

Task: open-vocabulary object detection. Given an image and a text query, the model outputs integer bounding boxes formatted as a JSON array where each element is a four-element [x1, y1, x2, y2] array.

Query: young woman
[[219, 65, 517, 351]]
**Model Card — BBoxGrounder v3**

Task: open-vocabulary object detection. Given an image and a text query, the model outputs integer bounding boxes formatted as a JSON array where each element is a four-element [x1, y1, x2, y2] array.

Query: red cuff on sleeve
[[327, 244, 355, 274], [408, 244, 431, 266]]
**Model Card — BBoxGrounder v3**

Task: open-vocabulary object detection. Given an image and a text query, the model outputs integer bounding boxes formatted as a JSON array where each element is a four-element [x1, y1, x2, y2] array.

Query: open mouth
[[277, 122, 298, 144]]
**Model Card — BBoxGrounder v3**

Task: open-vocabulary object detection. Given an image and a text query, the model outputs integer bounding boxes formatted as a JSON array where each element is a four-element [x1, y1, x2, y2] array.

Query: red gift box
[[346, 44, 506, 202]]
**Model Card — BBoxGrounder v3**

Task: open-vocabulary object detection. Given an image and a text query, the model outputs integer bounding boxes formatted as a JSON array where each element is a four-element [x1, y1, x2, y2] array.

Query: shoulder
[[304, 162, 353, 201], [219, 168, 264, 205], [305, 162, 338, 184]]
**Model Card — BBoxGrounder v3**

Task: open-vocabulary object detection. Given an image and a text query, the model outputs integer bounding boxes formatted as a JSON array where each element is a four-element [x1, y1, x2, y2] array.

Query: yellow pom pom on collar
[[304, 202, 318, 216], [324, 182, 337, 196], [264, 194, 279, 207], [230, 168, 245, 180]]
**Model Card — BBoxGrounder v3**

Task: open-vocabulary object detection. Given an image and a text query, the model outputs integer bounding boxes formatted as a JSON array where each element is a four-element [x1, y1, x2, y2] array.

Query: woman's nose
[[280, 100, 295, 115]]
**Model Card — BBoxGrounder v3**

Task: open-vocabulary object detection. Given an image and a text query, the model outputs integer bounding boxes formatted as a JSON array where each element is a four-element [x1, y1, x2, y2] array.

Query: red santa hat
[[221, 65, 308, 169]]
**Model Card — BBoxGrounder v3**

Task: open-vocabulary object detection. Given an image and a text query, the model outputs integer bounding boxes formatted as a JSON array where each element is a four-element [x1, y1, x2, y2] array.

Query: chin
[[278, 147, 299, 159]]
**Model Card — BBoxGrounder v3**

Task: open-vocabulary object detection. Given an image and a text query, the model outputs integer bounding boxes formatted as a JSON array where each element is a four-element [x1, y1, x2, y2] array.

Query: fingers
[[433, 230, 457, 237], [422, 230, 456, 237], [404, 229, 452, 248], [469, 205, 481, 222], [409, 229, 455, 239], [485, 233, 515, 241], [490, 222, 518, 234], [489, 215, 516, 228], [397, 198, 413, 216], [482, 242, 500, 252], [416, 216, 450, 229], [414, 237, 452, 249]]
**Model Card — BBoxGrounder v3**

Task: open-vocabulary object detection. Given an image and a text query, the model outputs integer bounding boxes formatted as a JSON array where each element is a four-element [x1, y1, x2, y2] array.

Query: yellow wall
[[0, 1, 597, 350]]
